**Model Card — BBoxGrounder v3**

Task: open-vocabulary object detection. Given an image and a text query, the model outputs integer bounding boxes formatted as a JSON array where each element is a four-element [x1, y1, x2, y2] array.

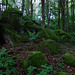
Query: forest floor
[[1, 41, 75, 75]]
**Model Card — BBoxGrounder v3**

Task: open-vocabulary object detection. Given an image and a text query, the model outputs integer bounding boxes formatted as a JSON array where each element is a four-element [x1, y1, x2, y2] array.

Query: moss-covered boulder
[[54, 30, 71, 43], [35, 39, 60, 54], [58, 72, 67, 75], [4, 29, 29, 45], [22, 51, 48, 69], [39, 29, 59, 42], [63, 53, 75, 66], [0, 8, 22, 32], [54, 30, 67, 36]]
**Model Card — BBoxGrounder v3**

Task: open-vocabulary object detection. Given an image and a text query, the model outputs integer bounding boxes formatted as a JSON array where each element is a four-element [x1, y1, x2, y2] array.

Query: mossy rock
[[70, 36, 75, 45], [1, 8, 22, 32], [5, 29, 29, 44], [54, 30, 67, 36], [22, 51, 48, 69], [35, 39, 61, 54], [58, 72, 67, 75], [54, 30, 71, 43], [39, 29, 60, 42], [63, 53, 75, 66]]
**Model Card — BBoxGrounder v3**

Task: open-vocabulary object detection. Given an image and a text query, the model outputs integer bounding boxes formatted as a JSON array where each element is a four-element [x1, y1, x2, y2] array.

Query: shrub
[[22, 51, 48, 69], [35, 39, 61, 54], [0, 48, 17, 75], [63, 53, 75, 66]]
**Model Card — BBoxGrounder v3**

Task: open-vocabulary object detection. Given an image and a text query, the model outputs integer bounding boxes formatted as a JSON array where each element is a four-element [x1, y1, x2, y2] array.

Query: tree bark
[[46, 0, 49, 29], [28, 0, 29, 15], [66, 0, 69, 32], [6, 0, 8, 9], [21, 0, 25, 23], [31, 0, 33, 20], [59, 0, 65, 31], [0, 3, 1, 16], [71, 0, 74, 32], [58, 0, 60, 29], [41, 0, 45, 29], [22, 0, 25, 17]]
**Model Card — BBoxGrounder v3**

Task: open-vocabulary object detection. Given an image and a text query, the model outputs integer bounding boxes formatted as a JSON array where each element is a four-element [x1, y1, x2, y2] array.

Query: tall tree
[[66, 0, 69, 32], [59, 0, 65, 31], [31, 0, 33, 20], [71, 0, 74, 31], [58, 0, 60, 29], [0, 3, 1, 16], [22, 0, 25, 16], [6, 0, 8, 9], [28, 0, 29, 15], [41, 0, 45, 29], [21, 0, 25, 23], [46, 0, 49, 29]]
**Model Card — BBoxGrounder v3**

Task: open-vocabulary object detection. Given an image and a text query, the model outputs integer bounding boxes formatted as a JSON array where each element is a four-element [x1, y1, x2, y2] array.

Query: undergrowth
[[0, 48, 17, 75]]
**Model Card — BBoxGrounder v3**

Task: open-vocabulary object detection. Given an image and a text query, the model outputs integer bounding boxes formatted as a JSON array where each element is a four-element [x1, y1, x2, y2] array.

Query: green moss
[[23, 59, 29, 69], [54, 30, 71, 43], [35, 39, 60, 54], [22, 51, 48, 69], [1, 8, 22, 32], [4, 29, 29, 44], [39, 29, 60, 42], [70, 73, 75, 75], [55, 30, 67, 36], [63, 53, 75, 66], [58, 72, 67, 75], [28, 46, 32, 50]]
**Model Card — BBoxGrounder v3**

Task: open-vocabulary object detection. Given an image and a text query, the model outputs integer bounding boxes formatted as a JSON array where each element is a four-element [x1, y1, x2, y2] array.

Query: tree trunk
[[28, 0, 29, 15], [0, 3, 1, 16], [6, 0, 8, 9], [21, 0, 25, 23], [58, 0, 60, 29], [41, 0, 45, 29], [22, 0, 25, 17], [31, 0, 33, 20], [59, 0, 65, 31], [54, 2, 57, 30], [66, 0, 69, 32], [46, 0, 49, 29], [71, 0, 74, 32]]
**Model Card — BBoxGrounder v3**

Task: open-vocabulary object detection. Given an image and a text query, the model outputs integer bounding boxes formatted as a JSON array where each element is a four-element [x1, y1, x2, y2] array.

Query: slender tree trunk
[[21, 0, 25, 23], [73, 0, 74, 31], [66, 0, 69, 32], [46, 0, 49, 29], [31, 0, 33, 20], [54, 2, 57, 30], [41, 0, 45, 29], [59, 0, 65, 31], [71, 0, 73, 32], [0, 3, 1, 16], [71, 0, 74, 31], [28, 0, 29, 15], [58, 0, 60, 29], [22, 0, 25, 17], [6, 0, 8, 9]]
